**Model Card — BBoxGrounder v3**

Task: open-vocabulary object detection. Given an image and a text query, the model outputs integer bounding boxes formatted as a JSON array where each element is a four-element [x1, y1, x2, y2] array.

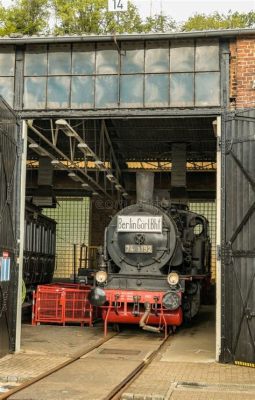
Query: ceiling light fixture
[[106, 173, 116, 182], [81, 182, 90, 188], [77, 142, 94, 157], [68, 172, 82, 182], [115, 184, 122, 191], [95, 160, 105, 169], [28, 143, 48, 156], [56, 119, 77, 137], [51, 159, 60, 165]]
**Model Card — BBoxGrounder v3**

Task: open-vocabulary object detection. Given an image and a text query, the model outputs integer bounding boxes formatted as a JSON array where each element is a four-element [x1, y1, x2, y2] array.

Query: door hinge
[[217, 137, 222, 152], [221, 244, 233, 264], [17, 138, 24, 156], [216, 245, 221, 260], [245, 308, 255, 320]]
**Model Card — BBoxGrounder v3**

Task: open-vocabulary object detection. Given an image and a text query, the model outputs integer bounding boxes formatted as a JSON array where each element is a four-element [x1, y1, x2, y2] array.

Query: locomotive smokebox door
[[107, 204, 177, 272]]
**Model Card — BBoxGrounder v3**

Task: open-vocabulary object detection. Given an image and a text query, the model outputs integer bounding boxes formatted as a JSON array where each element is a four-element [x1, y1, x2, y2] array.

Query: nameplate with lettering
[[117, 216, 162, 233]]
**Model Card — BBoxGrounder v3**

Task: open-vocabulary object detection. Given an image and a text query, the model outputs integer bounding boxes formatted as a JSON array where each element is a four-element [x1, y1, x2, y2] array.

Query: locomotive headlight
[[162, 291, 181, 311], [95, 270, 107, 284], [167, 272, 180, 286]]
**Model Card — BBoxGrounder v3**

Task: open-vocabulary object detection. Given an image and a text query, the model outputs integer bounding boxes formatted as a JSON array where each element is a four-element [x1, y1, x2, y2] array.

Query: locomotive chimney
[[136, 172, 154, 204]]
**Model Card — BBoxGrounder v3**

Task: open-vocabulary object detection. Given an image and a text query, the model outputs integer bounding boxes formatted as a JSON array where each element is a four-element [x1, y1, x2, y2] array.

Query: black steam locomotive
[[23, 204, 56, 302], [90, 173, 211, 335]]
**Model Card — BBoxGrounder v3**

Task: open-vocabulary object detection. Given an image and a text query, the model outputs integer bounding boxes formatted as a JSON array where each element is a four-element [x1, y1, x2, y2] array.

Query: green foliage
[[0, 0, 50, 36], [103, 2, 144, 34], [53, 0, 146, 35], [144, 14, 176, 33], [182, 11, 255, 31], [52, 0, 107, 35], [0, 1, 254, 37]]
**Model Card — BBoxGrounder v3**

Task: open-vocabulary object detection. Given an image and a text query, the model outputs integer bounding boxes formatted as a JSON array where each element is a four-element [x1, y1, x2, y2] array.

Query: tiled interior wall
[[189, 202, 216, 281], [43, 197, 90, 279]]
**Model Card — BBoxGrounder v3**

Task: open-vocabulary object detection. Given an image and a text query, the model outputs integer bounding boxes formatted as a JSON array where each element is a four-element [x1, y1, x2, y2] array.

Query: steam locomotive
[[90, 173, 211, 335], [23, 204, 56, 301]]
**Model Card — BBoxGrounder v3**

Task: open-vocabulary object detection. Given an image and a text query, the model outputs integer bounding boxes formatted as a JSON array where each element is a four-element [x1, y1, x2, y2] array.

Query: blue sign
[[0, 257, 10, 282]]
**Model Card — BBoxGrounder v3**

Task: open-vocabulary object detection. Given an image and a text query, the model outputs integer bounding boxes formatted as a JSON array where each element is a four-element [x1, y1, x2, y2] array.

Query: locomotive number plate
[[125, 244, 153, 253]]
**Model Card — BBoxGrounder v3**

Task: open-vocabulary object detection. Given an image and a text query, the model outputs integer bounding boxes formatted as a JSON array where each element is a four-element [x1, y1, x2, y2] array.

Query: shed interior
[[25, 115, 217, 280]]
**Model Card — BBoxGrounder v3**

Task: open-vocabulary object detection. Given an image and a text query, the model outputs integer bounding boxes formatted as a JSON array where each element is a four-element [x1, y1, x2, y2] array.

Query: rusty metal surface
[[99, 349, 141, 356]]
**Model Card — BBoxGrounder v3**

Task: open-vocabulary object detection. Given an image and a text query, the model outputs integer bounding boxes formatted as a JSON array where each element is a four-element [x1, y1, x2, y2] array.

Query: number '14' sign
[[108, 0, 128, 12]]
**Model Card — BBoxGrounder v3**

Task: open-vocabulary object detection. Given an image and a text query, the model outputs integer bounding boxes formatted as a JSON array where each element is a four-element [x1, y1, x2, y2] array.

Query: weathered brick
[[230, 36, 255, 108]]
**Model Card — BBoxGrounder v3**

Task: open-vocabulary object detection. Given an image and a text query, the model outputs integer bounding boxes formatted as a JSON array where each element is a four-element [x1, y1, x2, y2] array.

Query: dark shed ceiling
[[28, 116, 216, 164]]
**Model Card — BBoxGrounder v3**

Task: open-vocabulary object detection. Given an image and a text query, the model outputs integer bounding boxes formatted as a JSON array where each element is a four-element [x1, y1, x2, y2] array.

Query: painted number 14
[[108, 0, 128, 12]]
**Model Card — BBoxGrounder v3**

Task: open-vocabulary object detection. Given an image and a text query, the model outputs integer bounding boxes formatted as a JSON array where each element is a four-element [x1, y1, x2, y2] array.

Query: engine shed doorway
[[24, 109, 255, 367], [91, 114, 220, 361], [25, 113, 220, 361]]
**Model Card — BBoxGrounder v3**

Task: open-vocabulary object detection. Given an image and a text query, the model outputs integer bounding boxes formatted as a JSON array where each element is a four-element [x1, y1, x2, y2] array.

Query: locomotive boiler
[[90, 172, 211, 335]]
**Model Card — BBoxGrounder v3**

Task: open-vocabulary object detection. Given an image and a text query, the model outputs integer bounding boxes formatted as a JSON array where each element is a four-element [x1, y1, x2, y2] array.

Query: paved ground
[[121, 306, 255, 400], [1, 307, 255, 400], [0, 324, 103, 384], [9, 330, 165, 400], [0, 324, 106, 395]]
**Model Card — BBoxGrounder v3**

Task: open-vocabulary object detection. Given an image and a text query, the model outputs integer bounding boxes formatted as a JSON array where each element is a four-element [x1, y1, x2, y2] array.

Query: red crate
[[32, 283, 93, 326]]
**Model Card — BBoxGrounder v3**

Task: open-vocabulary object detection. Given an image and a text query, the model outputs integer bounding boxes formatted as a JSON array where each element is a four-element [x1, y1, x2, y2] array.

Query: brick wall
[[230, 36, 255, 108]]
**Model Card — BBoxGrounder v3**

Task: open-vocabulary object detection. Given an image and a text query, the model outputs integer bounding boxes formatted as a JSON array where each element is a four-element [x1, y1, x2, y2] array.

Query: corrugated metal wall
[[43, 197, 90, 279], [0, 97, 20, 356], [221, 109, 255, 365], [189, 202, 216, 281]]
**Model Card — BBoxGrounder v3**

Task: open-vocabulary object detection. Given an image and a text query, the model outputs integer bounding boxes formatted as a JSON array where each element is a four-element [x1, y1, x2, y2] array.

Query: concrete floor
[[122, 306, 255, 400], [159, 305, 215, 363], [1, 306, 255, 400], [9, 330, 165, 400], [0, 324, 104, 383]]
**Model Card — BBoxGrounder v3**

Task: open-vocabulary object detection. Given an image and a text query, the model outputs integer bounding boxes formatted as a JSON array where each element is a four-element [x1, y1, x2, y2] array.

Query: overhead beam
[[27, 120, 113, 200], [102, 120, 122, 177], [19, 108, 222, 119]]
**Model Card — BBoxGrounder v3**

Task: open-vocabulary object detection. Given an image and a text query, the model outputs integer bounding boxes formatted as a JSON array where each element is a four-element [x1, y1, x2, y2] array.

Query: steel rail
[[103, 332, 170, 400], [0, 330, 171, 400], [0, 332, 117, 400]]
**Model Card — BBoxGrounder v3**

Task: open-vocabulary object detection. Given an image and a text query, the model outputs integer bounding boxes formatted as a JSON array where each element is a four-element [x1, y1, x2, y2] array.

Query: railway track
[[103, 331, 169, 400], [0, 329, 170, 400], [0, 333, 116, 400]]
